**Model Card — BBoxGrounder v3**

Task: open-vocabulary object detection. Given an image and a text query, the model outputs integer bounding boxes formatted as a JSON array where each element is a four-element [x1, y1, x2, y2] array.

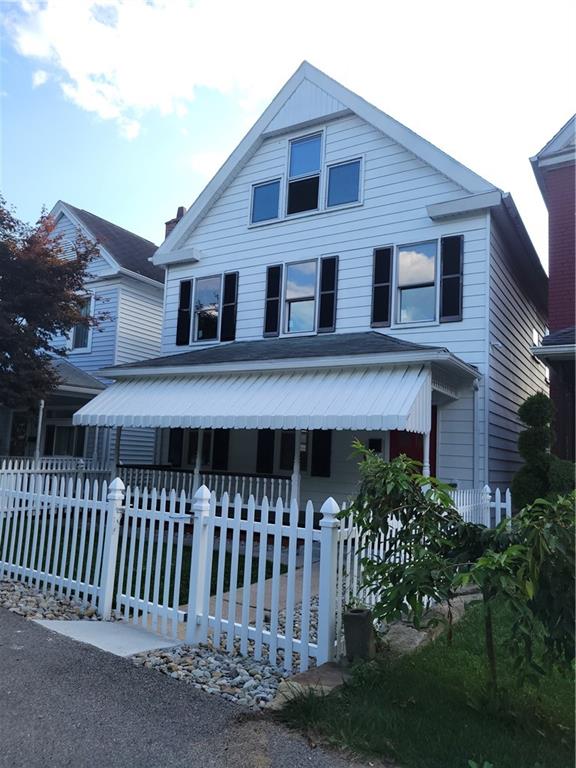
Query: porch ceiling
[[73, 364, 432, 433]]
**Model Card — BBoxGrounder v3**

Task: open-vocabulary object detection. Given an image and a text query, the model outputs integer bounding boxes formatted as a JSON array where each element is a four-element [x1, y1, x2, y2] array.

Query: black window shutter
[[310, 430, 332, 477], [371, 248, 392, 326], [264, 265, 282, 336], [220, 272, 239, 341], [168, 428, 184, 466], [256, 430, 275, 474], [318, 256, 338, 333], [440, 236, 463, 322], [212, 429, 230, 471], [176, 280, 192, 345]]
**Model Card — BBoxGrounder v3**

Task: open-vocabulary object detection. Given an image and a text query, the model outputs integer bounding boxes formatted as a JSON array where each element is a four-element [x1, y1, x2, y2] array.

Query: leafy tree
[[512, 393, 575, 508], [348, 443, 465, 636], [0, 197, 101, 408], [457, 493, 575, 689]]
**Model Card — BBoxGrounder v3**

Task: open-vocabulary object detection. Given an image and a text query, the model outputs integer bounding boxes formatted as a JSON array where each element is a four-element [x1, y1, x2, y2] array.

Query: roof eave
[[98, 348, 480, 381]]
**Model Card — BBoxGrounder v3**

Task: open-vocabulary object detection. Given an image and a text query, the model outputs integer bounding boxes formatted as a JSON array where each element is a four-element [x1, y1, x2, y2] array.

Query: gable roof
[[154, 61, 498, 262], [56, 202, 163, 284], [51, 357, 106, 394], [530, 114, 576, 201]]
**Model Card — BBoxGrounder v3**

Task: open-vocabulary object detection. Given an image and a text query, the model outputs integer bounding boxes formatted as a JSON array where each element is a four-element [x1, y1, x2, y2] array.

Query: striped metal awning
[[73, 364, 432, 433]]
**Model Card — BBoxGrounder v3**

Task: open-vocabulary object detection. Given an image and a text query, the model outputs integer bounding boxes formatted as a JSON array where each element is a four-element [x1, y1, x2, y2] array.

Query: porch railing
[[117, 464, 292, 508]]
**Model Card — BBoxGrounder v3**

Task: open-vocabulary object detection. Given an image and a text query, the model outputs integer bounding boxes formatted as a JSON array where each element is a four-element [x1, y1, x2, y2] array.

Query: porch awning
[[73, 364, 432, 433]]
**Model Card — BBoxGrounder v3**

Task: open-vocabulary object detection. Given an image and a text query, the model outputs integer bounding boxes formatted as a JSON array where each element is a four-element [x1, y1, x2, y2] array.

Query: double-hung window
[[251, 179, 280, 223], [194, 275, 221, 341], [370, 236, 464, 327], [327, 159, 361, 207], [287, 134, 322, 215], [264, 256, 338, 336], [176, 272, 239, 345], [397, 241, 437, 323], [285, 260, 317, 333], [71, 296, 91, 350]]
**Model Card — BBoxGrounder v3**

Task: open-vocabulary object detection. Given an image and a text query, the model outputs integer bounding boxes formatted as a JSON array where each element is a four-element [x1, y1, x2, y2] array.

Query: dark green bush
[[512, 393, 575, 508]]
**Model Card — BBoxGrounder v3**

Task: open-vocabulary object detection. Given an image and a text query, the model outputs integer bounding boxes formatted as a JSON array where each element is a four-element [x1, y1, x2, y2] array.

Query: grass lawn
[[279, 600, 575, 768], [120, 541, 287, 606]]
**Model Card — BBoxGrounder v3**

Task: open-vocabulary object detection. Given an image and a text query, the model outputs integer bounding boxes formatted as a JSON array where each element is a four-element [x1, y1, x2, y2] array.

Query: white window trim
[[192, 273, 224, 343], [248, 127, 364, 228], [279, 257, 322, 337], [325, 156, 364, 210], [69, 294, 94, 353], [391, 240, 440, 328], [248, 176, 283, 226]]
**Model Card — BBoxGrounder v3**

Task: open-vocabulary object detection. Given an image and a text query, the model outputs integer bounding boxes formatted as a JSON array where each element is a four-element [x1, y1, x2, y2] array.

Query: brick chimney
[[164, 205, 186, 239]]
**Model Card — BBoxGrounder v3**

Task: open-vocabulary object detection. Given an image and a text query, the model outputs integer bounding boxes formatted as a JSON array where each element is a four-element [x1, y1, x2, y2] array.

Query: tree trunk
[[484, 600, 498, 692]]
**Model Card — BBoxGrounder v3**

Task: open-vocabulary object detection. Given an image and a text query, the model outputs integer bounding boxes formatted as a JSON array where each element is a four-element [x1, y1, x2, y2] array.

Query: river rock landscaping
[[132, 642, 287, 709], [0, 579, 101, 621]]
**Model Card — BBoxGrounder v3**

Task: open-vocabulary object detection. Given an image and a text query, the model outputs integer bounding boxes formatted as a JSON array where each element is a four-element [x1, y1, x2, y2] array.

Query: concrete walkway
[[0, 608, 363, 768], [34, 618, 177, 656]]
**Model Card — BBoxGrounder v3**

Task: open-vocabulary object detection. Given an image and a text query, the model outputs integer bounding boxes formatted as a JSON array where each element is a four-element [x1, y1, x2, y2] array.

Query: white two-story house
[[0, 201, 165, 465], [74, 63, 548, 506]]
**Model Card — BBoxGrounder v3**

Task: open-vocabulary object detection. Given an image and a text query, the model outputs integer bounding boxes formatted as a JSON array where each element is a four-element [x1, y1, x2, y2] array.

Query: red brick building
[[532, 116, 575, 460]]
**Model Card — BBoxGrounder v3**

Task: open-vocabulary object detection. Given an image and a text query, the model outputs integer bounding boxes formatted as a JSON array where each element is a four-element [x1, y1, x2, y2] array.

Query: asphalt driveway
[[0, 609, 357, 768]]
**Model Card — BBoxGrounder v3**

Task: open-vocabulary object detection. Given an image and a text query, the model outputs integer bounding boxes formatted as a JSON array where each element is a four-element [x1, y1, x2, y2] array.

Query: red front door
[[389, 406, 437, 476]]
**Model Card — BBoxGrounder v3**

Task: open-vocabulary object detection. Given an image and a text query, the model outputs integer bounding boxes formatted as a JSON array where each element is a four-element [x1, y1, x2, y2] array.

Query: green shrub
[[512, 393, 575, 508]]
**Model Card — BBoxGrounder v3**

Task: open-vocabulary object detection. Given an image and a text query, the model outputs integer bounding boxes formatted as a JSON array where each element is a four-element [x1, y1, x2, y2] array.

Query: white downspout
[[193, 428, 204, 494]]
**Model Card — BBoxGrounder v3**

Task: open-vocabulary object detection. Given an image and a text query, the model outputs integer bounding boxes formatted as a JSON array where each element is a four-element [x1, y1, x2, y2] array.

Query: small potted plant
[[342, 599, 376, 662]]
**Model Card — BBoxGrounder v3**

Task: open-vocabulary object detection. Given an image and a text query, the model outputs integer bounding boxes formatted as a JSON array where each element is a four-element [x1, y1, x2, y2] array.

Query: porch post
[[291, 429, 301, 509], [193, 429, 204, 494], [422, 431, 431, 478], [92, 426, 100, 461], [114, 426, 122, 468], [33, 399, 45, 463]]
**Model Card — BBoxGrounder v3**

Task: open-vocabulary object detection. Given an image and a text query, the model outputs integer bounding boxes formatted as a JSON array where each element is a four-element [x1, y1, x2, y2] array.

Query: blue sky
[[2, 0, 575, 262]]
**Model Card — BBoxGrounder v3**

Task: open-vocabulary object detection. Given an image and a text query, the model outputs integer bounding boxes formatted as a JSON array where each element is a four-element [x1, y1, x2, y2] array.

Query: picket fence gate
[[0, 469, 513, 672]]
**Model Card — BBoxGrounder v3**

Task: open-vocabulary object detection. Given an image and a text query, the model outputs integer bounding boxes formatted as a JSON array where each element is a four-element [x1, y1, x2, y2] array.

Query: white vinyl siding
[[116, 284, 163, 364], [488, 218, 548, 487], [52, 213, 115, 279], [161, 113, 480, 353]]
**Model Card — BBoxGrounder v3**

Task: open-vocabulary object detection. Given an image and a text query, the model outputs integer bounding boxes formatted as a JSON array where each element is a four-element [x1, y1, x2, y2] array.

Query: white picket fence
[[449, 485, 512, 527], [0, 467, 513, 672], [0, 472, 114, 609]]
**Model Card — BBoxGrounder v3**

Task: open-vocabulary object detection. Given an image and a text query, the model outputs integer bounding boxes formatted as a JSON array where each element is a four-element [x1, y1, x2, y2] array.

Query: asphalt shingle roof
[[112, 331, 444, 371], [52, 357, 106, 391], [64, 203, 163, 283], [542, 327, 575, 346]]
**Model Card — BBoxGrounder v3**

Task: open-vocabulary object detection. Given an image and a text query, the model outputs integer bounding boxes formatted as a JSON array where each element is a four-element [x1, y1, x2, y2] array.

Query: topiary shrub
[[512, 393, 575, 508]]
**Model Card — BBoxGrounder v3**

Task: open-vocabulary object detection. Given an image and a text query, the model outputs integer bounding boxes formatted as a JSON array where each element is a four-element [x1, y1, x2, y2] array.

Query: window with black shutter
[[220, 272, 238, 341], [371, 247, 392, 326], [176, 280, 192, 345], [212, 429, 230, 471], [279, 431, 308, 472], [318, 256, 338, 333], [256, 430, 275, 474], [310, 430, 332, 477], [440, 235, 463, 322], [264, 265, 282, 336], [168, 428, 184, 466]]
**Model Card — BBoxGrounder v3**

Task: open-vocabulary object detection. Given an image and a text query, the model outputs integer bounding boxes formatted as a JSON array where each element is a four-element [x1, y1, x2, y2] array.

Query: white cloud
[[185, 149, 230, 179], [4, 0, 575, 261], [32, 69, 48, 87]]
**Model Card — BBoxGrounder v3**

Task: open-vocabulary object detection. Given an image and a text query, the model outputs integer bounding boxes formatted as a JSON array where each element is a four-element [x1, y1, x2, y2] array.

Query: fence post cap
[[319, 496, 340, 526], [109, 477, 125, 493], [193, 484, 211, 502], [482, 484, 491, 493]]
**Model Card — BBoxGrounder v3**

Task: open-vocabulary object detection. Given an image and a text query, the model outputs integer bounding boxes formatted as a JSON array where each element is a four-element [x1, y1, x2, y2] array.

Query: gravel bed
[[133, 642, 288, 709], [132, 596, 322, 709], [0, 579, 101, 621]]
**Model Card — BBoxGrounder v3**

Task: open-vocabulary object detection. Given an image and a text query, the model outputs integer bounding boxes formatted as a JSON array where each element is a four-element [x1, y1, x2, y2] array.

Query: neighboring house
[[531, 115, 575, 461], [74, 62, 548, 506], [0, 201, 165, 464]]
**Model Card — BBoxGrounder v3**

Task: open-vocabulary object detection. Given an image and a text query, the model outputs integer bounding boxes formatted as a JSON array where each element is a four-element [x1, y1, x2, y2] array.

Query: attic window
[[287, 134, 321, 215], [251, 179, 280, 223], [327, 159, 361, 207]]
